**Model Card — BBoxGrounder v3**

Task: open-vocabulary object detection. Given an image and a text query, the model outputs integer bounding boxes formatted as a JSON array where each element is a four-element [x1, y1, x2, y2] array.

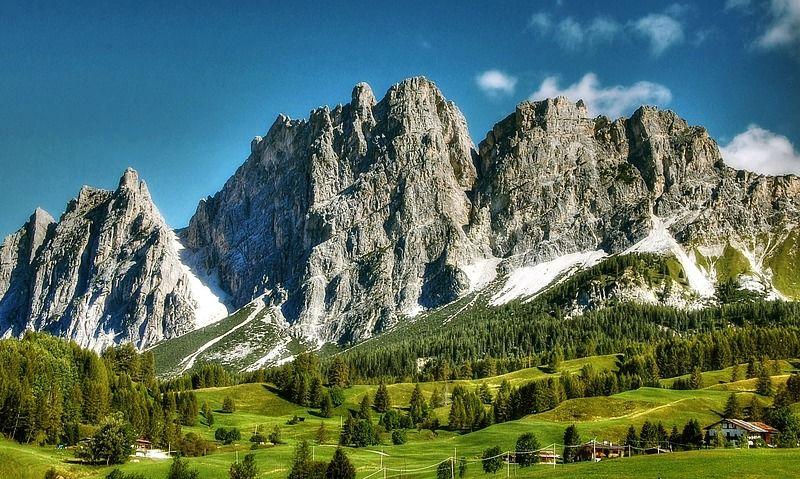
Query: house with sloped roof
[[704, 419, 779, 446]]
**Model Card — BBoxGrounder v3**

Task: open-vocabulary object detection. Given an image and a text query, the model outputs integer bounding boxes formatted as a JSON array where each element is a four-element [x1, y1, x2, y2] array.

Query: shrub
[[391, 429, 407, 445], [482, 446, 503, 474], [214, 427, 241, 445]]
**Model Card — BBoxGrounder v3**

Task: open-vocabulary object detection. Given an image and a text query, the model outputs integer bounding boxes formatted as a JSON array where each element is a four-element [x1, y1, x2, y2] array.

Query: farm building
[[575, 440, 628, 461], [704, 419, 779, 446]]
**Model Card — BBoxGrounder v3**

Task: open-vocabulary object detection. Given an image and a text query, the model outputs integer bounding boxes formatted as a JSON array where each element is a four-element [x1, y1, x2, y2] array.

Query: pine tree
[[315, 422, 329, 444], [515, 432, 540, 466], [689, 367, 703, 389], [167, 455, 199, 479], [724, 392, 743, 418], [358, 394, 371, 420], [222, 396, 235, 413], [730, 363, 740, 382], [757, 369, 774, 396], [320, 391, 333, 418], [326, 447, 356, 479], [373, 383, 390, 413], [669, 425, 681, 449], [288, 440, 313, 479], [748, 396, 765, 421], [681, 419, 703, 448], [624, 425, 639, 448], [328, 357, 350, 388], [268, 425, 282, 445], [408, 384, 427, 424], [229, 453, 258, 479], [430, 387, 445, 408], [562, 424, 581, 463]]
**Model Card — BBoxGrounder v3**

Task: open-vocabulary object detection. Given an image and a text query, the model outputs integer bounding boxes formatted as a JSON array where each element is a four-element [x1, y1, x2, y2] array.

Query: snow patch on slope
[[626, 215, 715, 297], [246, 338, 293, 371], [491, 250, 608, 305], [176, 298, 265, 373], [461, 257, 502, 292], [171, 232, 230, 328]]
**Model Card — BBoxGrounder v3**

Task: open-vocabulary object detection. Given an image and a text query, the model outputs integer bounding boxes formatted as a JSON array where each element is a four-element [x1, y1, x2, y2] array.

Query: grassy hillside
[[8, 356, 797, 479]]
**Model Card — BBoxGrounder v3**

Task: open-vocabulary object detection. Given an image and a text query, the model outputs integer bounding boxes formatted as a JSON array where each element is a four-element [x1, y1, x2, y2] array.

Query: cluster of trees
[[336, 276, 800, 383], [103, 452, 260, 479], [0, 333, 192, 449], [288, 441, 356, 479], [623, 419, 704, 450]]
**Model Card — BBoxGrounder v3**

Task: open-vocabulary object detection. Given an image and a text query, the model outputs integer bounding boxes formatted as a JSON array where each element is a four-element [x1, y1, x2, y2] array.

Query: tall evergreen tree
[[373, 383, 390, 413], [326, 447, 356, 479], [562, 424, 581, 463]]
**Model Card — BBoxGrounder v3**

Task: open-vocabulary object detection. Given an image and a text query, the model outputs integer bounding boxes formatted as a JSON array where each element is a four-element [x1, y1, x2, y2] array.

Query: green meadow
[[6, 356, 799, 479]]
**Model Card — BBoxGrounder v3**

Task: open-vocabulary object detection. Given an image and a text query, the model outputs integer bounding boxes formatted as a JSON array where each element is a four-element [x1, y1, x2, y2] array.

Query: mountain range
[[2, 76, 799, 366]]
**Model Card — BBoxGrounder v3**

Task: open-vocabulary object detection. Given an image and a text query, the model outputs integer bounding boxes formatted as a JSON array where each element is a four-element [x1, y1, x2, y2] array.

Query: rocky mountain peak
[[0, 168, 200, 350]]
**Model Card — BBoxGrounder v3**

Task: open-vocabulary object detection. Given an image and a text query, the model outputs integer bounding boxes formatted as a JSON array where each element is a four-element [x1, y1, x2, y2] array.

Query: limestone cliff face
[[187, 78, 478, 342], [188, 80, 800, 344], [5, 77, 800, 351], [0, 169, 198, 349]]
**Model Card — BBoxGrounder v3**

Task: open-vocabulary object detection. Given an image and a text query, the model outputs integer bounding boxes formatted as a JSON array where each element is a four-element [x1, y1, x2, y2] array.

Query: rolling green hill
[[8, 355, 798, 479]]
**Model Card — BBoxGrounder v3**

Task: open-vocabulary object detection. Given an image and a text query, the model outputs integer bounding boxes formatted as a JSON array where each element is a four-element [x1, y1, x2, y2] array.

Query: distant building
[[536, 451, 561, 464], [575, 440, 628, 461], [704, 419, 779, 446]]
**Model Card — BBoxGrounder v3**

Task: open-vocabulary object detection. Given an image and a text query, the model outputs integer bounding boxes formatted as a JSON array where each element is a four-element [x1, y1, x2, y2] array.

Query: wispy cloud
[[633, 13, 685, 56], [476, 70, 518, 96], [721, 124, 800, 175], [528, 7, 687, 56], [528, 12, 620, 50], [755, 0, 800, 50], [725, 0, 752, 12], [530, 73, 672, 118]]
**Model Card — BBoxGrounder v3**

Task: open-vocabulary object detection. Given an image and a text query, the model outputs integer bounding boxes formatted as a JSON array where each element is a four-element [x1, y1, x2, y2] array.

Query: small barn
[[575, 440, 628, 461]]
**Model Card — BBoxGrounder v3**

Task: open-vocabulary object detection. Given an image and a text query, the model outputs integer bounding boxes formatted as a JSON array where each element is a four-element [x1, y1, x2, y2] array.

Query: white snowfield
[[462, 256, 502, 293], [171, 232, 230, 328], [626, 215, 715, 297], [490, 250, 608, 305]]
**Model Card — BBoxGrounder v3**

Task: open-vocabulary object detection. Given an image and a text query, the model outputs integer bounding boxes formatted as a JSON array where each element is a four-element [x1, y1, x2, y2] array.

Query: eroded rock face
[[187, 77, 478, 342], [188, 81, 800, 344], [0, 169, 197, 349], [5, 77, 800, 350]]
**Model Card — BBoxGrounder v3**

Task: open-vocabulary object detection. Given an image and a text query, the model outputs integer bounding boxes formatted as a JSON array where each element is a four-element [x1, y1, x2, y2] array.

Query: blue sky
[[1, 0, 799, 237]]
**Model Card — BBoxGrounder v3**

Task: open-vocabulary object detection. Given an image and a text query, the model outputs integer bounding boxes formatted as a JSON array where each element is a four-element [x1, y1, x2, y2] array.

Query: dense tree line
[[0, 332, 197, 452], [337, 297, 800, 383]]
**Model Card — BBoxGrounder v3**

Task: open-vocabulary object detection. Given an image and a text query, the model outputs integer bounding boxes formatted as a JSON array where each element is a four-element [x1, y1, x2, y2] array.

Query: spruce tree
[[562, 424, 581, 463], [326, 447, 355, 479], [228, 453, 257, 479], [757, 369, 774, 396], [724, 392, 743, 418], [373, 383, 390, 413], [320, 391, 334, 418]]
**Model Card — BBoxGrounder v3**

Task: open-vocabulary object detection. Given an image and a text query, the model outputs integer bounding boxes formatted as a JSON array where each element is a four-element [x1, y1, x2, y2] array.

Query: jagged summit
[[0, 168, 214, 350], [5, 78, 800, 356]]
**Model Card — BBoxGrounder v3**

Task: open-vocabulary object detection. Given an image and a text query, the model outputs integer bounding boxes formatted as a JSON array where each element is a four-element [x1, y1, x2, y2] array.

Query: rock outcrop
[[0, 169, 201, 349], [5, 77, 800, 351], [186, 78, 800, 345]]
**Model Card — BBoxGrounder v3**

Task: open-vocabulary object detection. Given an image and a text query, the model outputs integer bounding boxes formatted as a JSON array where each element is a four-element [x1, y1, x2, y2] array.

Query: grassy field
[[5, 357, 798, 479]]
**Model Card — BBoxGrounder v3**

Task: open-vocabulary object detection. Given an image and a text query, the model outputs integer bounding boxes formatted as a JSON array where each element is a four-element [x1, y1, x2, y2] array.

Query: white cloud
[[476, 70, 518, 96], [530, 73, 672, 118], [756, 0, 800, 49], [528, 12, 552, 33], [720, 125, 800, 175], [725, 0, 752, 12], [633, 14, 685, 55], [529, 12, 620, 50]]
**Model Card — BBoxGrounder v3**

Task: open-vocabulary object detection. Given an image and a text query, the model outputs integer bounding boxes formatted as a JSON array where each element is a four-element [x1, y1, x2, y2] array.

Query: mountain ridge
[[2, 76, 800, 354]]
